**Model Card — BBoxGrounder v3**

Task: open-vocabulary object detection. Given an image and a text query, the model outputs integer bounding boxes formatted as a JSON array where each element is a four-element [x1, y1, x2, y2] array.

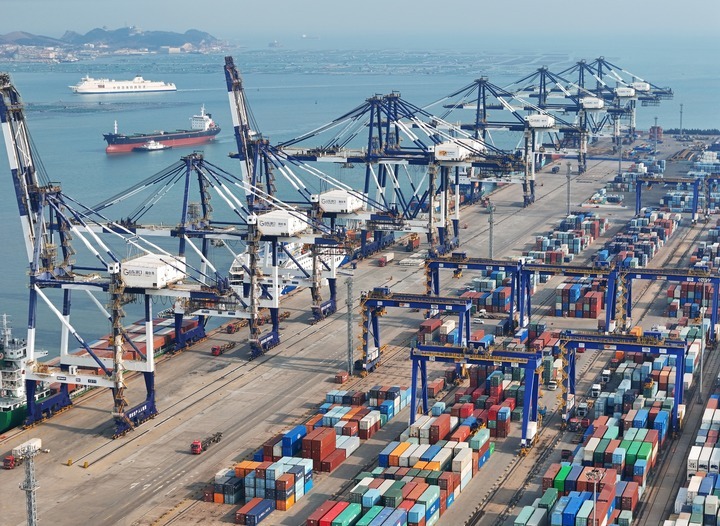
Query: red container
[[429, 414, 451, 444], [319, 502, 349, 526], [621, 481, 639, 511], [319, 448, 346, 473]]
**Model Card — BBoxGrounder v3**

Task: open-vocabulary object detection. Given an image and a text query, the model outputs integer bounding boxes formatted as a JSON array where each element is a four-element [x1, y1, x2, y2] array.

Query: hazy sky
[[1, 0, 716, 46]]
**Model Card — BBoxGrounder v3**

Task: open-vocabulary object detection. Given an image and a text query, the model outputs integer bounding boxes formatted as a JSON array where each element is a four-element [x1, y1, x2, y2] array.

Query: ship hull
[[105, 128, 220, 153], [73, 87, 175, 95], [0, 406, 24, 435]]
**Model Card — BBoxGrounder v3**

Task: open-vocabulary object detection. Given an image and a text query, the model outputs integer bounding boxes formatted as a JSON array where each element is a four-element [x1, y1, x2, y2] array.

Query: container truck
[[378, 252, 395, 267], [211, 342, 236, 356], [191, 432, 222, 454], [3, 437, 42, 469]]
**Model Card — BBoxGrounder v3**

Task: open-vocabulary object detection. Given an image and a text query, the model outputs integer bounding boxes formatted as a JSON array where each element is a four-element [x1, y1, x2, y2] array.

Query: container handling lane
[[0, 150, 643, 526]]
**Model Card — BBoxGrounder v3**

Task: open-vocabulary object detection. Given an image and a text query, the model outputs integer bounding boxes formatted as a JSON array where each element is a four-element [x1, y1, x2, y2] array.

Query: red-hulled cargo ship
[[103, 106, 220, 153]]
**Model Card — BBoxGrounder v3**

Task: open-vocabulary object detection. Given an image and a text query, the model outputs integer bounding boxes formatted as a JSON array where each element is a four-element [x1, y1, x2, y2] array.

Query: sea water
[[0, 41, 716, 352]]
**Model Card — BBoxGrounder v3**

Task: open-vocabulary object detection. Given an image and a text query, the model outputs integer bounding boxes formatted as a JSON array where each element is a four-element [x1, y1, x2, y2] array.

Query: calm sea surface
[[0, 42, 716, 351]]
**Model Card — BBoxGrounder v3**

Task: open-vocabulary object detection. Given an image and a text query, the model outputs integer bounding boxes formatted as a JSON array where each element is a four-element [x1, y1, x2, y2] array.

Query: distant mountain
[[0, 27, 221, 50], [0, 31, 65, 47]]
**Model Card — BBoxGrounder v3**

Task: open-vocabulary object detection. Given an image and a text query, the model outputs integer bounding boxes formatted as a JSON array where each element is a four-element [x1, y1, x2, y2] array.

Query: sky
[[1, 0, 717, 48]]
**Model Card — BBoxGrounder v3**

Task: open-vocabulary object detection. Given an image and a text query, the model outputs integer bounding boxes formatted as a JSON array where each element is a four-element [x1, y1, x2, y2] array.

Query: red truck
[[191, 432, 223, 454], [211, 342, 236, 356]]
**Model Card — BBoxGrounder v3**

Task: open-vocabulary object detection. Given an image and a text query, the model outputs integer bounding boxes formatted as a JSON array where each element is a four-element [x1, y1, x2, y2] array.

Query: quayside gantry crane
[[275, 90, 523, 257], [0, 72, 203, 436], [224, 56, 351, 331], [429, 76, 582, 205]]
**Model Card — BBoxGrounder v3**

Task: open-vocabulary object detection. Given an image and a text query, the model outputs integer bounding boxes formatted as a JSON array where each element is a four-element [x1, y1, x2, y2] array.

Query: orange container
[[213, 492, 223, 504], [276, 494, 295, 511]]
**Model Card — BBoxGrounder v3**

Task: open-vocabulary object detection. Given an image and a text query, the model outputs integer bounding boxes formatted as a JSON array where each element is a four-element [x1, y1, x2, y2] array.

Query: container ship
[[0, 315, 199, 435], [103, 106, 220, 153], [69, 75, 176, 94]]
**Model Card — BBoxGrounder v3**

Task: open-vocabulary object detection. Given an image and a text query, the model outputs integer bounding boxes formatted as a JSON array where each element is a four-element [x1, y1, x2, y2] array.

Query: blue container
[[562, 496, 583, 526], [368, 507, 394, 526], [363, 488, 382, 508], [245, 499, 274, 526], [379, 441, 400, 468], [420, 445, 442, 462], [409, 504, 425, 523], [382, 508, 408, 526]]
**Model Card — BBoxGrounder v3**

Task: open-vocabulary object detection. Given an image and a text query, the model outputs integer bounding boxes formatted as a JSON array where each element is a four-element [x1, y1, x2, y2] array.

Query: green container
[[356, 506, 383, 526], [637, 442, 652, 462], [554, 466, 571, 493], [627, 441, 641, 466], [417, 469, 431, 480], [603, 426, 619, 440], [350, 484, 368, 503], [635, 428, 648, 441], [618, 439, 631, 453], [426, 471, 442, 486], [624, 428, 637, 441], [371, 467, 385, 477], [617, 510, 633, 526], [595, 439, 610, 466], [382, 488, 404, 508], [514, 505, 535, 525], [489, 442, 495, 454], [380, 414, 388, 426], [539, 487, 559, 510], [511, 408, 523, 422], [355, 472, 374, 482], [332, 502, 362, 526], [407, 469, 420, 478]]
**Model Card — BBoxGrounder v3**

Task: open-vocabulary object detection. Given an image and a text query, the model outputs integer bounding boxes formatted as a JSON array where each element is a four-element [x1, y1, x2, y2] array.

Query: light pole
[[566, 163, 572, 217], [587, 468, 602, 526], [699, 304, 706, 404]]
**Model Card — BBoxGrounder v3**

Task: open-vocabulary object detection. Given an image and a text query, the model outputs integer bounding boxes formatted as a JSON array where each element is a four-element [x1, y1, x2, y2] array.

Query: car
[[547, 380, 558, 391]]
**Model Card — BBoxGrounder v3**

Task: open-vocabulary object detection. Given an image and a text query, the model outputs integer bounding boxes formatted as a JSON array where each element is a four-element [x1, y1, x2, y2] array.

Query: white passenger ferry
[[69, 75, 176, 94]]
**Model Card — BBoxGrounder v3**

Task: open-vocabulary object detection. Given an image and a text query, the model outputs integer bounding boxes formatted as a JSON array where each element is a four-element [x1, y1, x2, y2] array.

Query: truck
[[406, 234, 420, 252], [226, 310, 290, 334], [211, 341, 236, 356], [191, 432, 222, 454], [3, 437, 42, 469], [378, 252, 395, 267]]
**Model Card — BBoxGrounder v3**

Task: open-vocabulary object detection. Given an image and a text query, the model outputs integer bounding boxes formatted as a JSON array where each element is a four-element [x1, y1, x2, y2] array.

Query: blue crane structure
[[0, 73, 219, 436], [410, 342, 543, 448], [424, 252, 521, 326], [557, 331, 687, 432], [613, 267, 720, 341], [520, 262, 617, 330], [274, 91, 525, 257], [634, 175, 701, 220], [358, 287, 472, 375], [428, 76, 582, 206], [556, 57, 673, 142]]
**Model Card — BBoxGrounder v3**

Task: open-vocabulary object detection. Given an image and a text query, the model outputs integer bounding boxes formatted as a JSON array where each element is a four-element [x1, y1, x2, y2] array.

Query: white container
[[584, 437, 600, 464], [432, 447, 452, 470], [11, 437, 42, 457], [256, 209, 306, 236], [440, 320, 456, 335], [451, 448, 473, 473], [410, 444, 430, 465], [631, 81, 651, 92], [699, 446, 713, 472], [434, 141, 470, 161], [710, 448, 720, 474], [580, 97, 604, 109], [616, 87, 636, 98], [122, 254, 186, 289], [526, 114, 555, 128], [338, 436, 360, 457], [314, 189, 364, 213], [399, 444, 418, 467]]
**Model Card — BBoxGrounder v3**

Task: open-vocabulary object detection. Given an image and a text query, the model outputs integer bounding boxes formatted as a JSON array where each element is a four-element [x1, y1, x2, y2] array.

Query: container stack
[[553, 278, 606, 318], [205, 385, 415, 523], [527, 212, 609, 262], [665, 394, 720, 525], [594, 211, 680, 269], [306, 406, 495, 526]]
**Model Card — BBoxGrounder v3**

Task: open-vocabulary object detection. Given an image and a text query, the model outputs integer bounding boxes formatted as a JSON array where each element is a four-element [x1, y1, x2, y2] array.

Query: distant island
[[0, 26, 230, 62]]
